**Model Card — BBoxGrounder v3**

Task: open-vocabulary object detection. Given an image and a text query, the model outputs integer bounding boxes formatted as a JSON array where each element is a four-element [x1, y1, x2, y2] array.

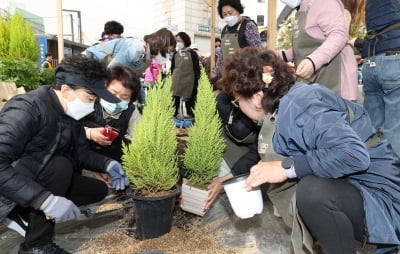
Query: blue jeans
[[362, 53, 400, 157]]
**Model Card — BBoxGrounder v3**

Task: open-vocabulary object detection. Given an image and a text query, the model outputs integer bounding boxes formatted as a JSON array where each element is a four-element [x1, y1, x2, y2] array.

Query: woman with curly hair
[[219, 46, 400, 254]]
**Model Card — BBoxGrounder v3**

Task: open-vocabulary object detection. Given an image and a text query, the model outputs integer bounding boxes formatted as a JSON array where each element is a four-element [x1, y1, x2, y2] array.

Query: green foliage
[[183, 69, 226, 188], [0, 18, 9, 57], [122, 75, 179, 194], [38, 68, 56, 85], [6, 13, 39, 61], [351, 22, 366, 40], [277, 11, 295, 50], [0, 57, 48, 91], [0, 13, 42, 91]]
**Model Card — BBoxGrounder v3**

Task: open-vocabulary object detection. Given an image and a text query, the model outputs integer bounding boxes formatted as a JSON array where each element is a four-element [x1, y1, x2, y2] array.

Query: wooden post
[[267, 0, 277, 50], [210, 0, 216, 72], [56, 0, 64, 63]]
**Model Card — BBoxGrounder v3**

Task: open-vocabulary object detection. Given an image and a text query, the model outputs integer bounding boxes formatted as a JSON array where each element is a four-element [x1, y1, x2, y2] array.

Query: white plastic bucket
[[222, 174, 263, 219]]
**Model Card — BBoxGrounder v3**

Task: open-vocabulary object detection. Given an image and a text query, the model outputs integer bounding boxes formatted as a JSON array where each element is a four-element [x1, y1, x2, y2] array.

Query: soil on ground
[[75, 197, 245, 254]]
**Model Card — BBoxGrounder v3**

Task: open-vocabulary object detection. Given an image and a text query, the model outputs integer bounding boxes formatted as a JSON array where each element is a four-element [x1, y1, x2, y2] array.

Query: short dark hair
[[107, 65, 140, 102], [215, 38, 222, 43], [176, 32, 191, 47], [53, 54, 108, 90], [144, 28, 176, 58], [104, 20, 124, 35], [218, 0, 244, 19], [45, 53, 52, 57]]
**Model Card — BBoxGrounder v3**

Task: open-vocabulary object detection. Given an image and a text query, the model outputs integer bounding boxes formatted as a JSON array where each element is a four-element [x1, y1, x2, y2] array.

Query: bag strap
[[99, 39, 122, 57], [365, 22, 400, 41], [346, 103, 381, 148]]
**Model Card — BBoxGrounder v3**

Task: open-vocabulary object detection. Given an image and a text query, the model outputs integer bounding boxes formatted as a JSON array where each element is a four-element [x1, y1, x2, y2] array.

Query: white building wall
[[145, 0, 285, 54]]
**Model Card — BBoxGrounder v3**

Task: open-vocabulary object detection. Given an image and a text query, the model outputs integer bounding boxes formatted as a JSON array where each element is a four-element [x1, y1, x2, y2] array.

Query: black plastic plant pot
[[126, 185, 181, 240]]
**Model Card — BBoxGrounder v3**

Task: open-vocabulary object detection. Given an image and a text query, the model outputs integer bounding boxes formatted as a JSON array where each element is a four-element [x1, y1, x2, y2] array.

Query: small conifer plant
[[183, 69, 226, 188], [122, 75, 179, 195]]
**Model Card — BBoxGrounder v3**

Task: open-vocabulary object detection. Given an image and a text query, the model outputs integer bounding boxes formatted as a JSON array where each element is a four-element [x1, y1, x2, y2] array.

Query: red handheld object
[[100, 125, 120, 142]]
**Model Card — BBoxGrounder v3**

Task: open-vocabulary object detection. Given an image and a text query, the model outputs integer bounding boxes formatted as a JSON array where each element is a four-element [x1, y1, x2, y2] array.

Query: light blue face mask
[[100, 99, 129, 115]]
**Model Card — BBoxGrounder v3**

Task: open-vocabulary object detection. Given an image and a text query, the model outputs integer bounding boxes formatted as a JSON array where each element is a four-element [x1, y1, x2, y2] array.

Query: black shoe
[[2, 208, 28, 237], [18, 242, 71, 254]]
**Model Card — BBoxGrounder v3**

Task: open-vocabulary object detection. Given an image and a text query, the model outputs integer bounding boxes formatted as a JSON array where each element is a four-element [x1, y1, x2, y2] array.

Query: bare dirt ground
[[74, 192, 247, 254]]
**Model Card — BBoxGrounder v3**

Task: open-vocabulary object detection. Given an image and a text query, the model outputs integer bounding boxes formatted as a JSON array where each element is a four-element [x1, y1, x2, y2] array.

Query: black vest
[[84, 101, 135, 162]]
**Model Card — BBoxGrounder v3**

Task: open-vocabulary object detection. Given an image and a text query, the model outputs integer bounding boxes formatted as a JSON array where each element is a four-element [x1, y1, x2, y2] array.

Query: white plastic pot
[[222, 174, 263, 219]]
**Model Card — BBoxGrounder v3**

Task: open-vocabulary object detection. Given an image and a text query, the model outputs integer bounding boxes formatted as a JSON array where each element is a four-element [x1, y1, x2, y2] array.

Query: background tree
[[0, 17, 9, 57], [7, 13, 39, 61], [0, 12, 52, 91]]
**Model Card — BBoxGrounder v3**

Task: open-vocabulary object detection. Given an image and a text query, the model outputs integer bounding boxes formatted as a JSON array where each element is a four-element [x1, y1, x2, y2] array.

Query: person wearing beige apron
[[281, 0, 357, 99], [222, 47, 400, 254], [214, 0, 261, 78], [171, 32, 200, 119]]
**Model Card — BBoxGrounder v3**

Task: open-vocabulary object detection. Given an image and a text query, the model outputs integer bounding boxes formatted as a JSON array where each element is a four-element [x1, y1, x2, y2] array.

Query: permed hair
[[217, 0, 244, 19], [176, 32, 191, 47], [218, 47, 295, 113]]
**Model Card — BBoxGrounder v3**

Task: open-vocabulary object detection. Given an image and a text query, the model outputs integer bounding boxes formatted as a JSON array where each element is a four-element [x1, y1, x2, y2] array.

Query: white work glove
[[40, 195, 81, 223], [106, 161, 129, 190]]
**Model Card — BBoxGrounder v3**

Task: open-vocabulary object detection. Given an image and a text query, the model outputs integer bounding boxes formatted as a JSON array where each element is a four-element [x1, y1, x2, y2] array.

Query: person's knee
[[38, 156, 74, 186], [296, 175, 328, 212]]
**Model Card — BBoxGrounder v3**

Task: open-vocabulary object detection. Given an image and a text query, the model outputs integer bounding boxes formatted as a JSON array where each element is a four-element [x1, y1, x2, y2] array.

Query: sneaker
[[18, 242, 71, 254], [2, 209, 28, 237]]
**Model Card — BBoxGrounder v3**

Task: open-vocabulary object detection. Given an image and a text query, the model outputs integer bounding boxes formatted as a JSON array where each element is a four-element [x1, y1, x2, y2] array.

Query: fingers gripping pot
[[222, 174, 263, 219]]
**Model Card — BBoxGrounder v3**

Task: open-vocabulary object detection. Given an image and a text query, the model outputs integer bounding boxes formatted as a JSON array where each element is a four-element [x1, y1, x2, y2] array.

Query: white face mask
[[224, 15, 239, 27], [176, 42, 184, 50], [155, 54, 169, 64], [66, 93, 94, 120], [280, 0, 301, 8]]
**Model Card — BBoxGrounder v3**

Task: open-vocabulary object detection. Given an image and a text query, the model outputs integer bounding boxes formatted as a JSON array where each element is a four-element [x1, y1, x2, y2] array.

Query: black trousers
[[296, 175, 366, 254], [24, 156, 108, 247]]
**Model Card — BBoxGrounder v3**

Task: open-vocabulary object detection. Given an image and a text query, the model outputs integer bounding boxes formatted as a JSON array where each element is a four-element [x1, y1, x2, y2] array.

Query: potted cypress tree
[[180, 69, 226, 216], [122, 75, 180, 240]]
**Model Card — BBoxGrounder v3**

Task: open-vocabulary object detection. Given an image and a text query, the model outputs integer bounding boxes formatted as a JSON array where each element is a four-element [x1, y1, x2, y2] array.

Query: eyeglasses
[[231, 97, 240, 108]]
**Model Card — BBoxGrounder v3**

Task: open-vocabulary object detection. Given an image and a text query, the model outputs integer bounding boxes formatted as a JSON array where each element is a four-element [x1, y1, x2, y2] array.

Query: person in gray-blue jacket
[[219, 47, 400, 254], [83, 27, 176, 75]]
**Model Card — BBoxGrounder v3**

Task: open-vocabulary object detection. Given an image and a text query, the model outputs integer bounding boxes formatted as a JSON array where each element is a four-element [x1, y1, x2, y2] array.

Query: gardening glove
[[106, 160, 129, 190], [40, 194, 81, 223]]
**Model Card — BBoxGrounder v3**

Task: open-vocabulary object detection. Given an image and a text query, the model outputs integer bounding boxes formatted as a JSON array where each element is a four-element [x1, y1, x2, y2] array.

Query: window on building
[[257, 15, 264, 26]]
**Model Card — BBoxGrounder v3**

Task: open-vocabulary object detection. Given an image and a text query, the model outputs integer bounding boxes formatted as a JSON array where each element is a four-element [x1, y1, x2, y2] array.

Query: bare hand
[[90, 127, 112, 146], [205, 173, 233, 210], [295, 58, 314, 80], [210, 70, 217, 78], [355, 55, 364, 65], [243, 161, 286, 191]]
